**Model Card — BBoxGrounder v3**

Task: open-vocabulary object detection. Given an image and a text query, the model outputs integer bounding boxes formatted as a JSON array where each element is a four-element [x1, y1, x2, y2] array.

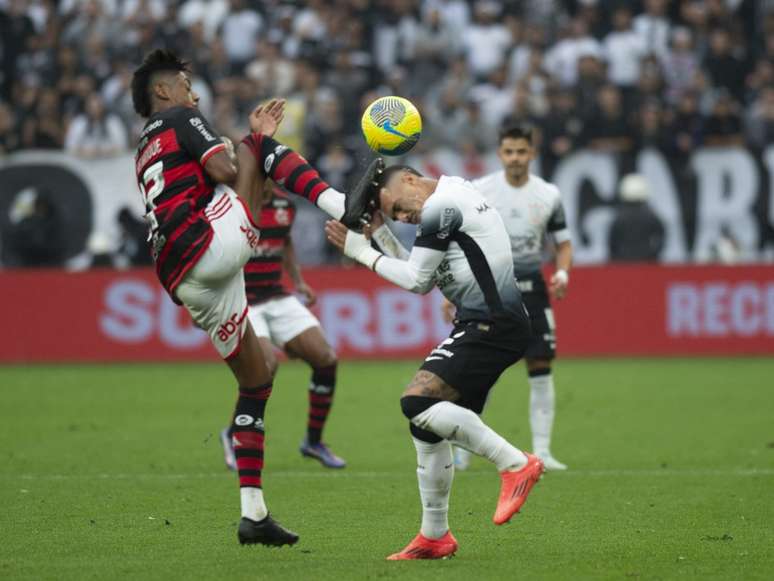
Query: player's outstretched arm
[[325, 220, 441, 294]]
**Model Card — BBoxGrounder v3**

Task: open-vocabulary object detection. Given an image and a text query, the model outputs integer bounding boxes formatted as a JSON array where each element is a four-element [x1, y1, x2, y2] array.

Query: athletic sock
[[411, 401, 527, 472], [412, 437, 453, 540], [528, 369, 555, 455], [307, 364, 336, 445], [241, 133, 342, 216], [231, 383, 272, 521]]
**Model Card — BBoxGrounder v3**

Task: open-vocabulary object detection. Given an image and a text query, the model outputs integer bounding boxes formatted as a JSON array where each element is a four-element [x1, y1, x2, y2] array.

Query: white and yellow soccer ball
[[361, 96, 422, 156]]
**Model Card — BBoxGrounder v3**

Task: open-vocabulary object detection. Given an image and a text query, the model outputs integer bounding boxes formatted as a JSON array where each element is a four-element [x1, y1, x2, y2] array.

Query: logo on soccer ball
[[361, 96, 422, 156]]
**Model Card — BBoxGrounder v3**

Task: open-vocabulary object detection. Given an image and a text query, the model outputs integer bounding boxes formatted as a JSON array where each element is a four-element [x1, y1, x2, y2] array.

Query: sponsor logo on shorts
[[240, 225, 260, 249], [217, 311, 245, 342]]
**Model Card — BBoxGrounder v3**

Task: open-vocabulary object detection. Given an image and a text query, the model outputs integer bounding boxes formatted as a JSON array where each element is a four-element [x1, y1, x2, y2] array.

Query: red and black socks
[[307, 365, 336, 445]]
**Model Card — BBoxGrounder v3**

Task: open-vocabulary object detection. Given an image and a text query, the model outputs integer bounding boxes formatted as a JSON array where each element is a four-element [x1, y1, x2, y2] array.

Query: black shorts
[[516, 272, 556, 360], [420, 314, 531, 414]]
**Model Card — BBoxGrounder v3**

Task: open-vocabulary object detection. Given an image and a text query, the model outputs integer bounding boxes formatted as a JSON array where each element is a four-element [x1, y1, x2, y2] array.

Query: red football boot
[[493, 453, 545, 525], [386, 531, 458, 560]]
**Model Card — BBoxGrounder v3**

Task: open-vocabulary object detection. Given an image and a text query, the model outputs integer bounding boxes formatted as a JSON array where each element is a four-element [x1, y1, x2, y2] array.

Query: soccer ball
[[361, 96, 422, 156]]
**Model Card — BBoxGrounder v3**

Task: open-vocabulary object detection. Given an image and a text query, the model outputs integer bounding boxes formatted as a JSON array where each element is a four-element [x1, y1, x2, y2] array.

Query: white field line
[[2, 468, 774, 481]]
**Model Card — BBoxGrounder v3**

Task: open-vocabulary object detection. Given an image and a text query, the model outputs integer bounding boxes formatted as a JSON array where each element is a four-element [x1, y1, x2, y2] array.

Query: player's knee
[[400, 395, 442, 420], [526, 359, 551, 376], [311, 348, 337, 370]]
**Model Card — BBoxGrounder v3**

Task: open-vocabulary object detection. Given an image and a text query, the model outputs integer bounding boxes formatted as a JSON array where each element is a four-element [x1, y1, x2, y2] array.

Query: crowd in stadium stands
[[0, 0, 772, 268], [1, 0, 772, 165]]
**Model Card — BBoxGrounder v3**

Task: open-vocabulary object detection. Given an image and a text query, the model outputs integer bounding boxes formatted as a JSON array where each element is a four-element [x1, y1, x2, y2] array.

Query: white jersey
[[473, 171, 570, 275], [374, 175, 524, 323]]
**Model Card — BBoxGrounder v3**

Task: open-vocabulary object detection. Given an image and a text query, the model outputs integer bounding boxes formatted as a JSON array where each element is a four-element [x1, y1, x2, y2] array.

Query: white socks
[[413, 437, 453, 540], [529, 373, 555, 455], [317, 188, 345, 220], [411, 401, 527, 472], [240, 487, 268, 522]]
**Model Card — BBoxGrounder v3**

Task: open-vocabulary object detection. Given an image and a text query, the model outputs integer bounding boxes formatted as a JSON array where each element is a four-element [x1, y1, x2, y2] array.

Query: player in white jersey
[[444, 125, 573, 471], [325, 162, 545, 560]]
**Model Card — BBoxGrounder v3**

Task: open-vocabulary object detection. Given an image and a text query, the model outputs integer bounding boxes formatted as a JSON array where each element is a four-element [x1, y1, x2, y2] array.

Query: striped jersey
[[134, 105, 226, 300], [244, 189, 296, 304]]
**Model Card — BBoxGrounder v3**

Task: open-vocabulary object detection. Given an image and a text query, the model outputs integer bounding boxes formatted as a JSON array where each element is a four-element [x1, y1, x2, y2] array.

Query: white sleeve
[[373, 246, 444, 295], [371, 224, 410, 260]]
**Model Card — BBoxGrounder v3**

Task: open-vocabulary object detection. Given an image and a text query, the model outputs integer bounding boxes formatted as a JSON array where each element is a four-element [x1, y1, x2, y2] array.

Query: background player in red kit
[[220, 179, 345, 470], [131, 49, 372, 546]]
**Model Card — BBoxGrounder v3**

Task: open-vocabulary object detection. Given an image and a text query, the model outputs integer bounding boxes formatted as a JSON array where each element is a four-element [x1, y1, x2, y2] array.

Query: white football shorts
[[248, 295, 320, 348], [176, 185, 260, 359]]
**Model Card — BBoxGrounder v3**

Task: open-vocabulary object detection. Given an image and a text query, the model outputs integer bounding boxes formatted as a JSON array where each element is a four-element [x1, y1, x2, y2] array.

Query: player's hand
[[296, 281, 317, 307], [549, 269, 569, 300], [249, 99, 286, 136], [441, 298, 456, 324], [325, 220, 348, 252]]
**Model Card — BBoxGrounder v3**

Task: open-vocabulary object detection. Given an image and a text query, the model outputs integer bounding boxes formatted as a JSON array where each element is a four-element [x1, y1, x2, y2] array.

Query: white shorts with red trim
[[176, 185, 260, 359], [248, 295, 320, 348]]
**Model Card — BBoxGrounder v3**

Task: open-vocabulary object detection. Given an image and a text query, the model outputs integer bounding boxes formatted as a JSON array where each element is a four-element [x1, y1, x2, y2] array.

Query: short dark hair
[[131, 49, 189, 118], [375, 164, 422, 191], [498, 124, 533, 145]]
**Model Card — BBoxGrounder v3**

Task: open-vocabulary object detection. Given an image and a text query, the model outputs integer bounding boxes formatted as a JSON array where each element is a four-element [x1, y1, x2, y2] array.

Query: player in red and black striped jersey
[[132, 49, 375, 546], [132, 49, 302, 547], [220, 183, 345, 472]]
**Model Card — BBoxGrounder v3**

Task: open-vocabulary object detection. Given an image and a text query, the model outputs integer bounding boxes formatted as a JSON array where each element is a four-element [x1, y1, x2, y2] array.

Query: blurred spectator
[[581, 84, 634, 154], [0, 0, 35, 100], [64, 93, 128, 157], [702, 91, 744, 147], [703, 28, 748, 102], [671, 91, 703, 157], [0, 101, 21, 153], [462, 1, 512, 79], [661, 27, 700, 104], [635, 100, 671, 152], [609, 174, 665, 262], [545, 18, 602, 87], [745, 86, 774, 149], [21, 87, 63, 149], [633, 0, 671, 59], [221, 0, 263, 73], [603, 7, 646, 90], [540, 89, 584, 166]]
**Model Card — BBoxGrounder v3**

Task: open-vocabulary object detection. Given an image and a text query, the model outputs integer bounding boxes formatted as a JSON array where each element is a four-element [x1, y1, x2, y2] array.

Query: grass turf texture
[[0, 358, 772, 580]]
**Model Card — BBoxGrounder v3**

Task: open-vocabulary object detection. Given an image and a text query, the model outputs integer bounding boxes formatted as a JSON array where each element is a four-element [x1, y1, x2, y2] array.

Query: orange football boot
[[493, 453, 545, 525], [386, 531, 458, 560]]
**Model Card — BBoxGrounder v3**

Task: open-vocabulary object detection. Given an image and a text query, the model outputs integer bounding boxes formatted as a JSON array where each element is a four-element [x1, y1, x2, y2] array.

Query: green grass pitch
[[1, 358, 772, 580]]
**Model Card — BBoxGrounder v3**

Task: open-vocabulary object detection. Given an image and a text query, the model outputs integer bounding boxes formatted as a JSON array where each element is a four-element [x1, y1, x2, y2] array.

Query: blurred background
[[0, 0, 773, 361]]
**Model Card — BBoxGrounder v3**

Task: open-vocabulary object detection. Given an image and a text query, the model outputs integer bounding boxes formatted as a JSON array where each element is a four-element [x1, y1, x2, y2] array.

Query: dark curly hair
[[131, 49, 189, 118]]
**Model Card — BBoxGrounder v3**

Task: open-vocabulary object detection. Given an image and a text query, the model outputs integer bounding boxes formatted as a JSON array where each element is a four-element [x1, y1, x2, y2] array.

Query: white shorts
[[248, 295, 320, 348], [176, 185, 260, 359]]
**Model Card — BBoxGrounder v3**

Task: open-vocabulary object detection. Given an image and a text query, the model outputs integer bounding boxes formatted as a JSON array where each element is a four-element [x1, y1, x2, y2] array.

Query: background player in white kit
[[444, 125, 573, 471]]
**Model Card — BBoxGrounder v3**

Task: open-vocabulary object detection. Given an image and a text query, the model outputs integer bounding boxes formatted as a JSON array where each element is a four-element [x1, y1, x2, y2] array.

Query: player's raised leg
[[400, 372, 544, 526], [285, 327, 346, 468], [240, 132, 384, 229], [527, 360, 567, 471], [387, 425, 458, 560]]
